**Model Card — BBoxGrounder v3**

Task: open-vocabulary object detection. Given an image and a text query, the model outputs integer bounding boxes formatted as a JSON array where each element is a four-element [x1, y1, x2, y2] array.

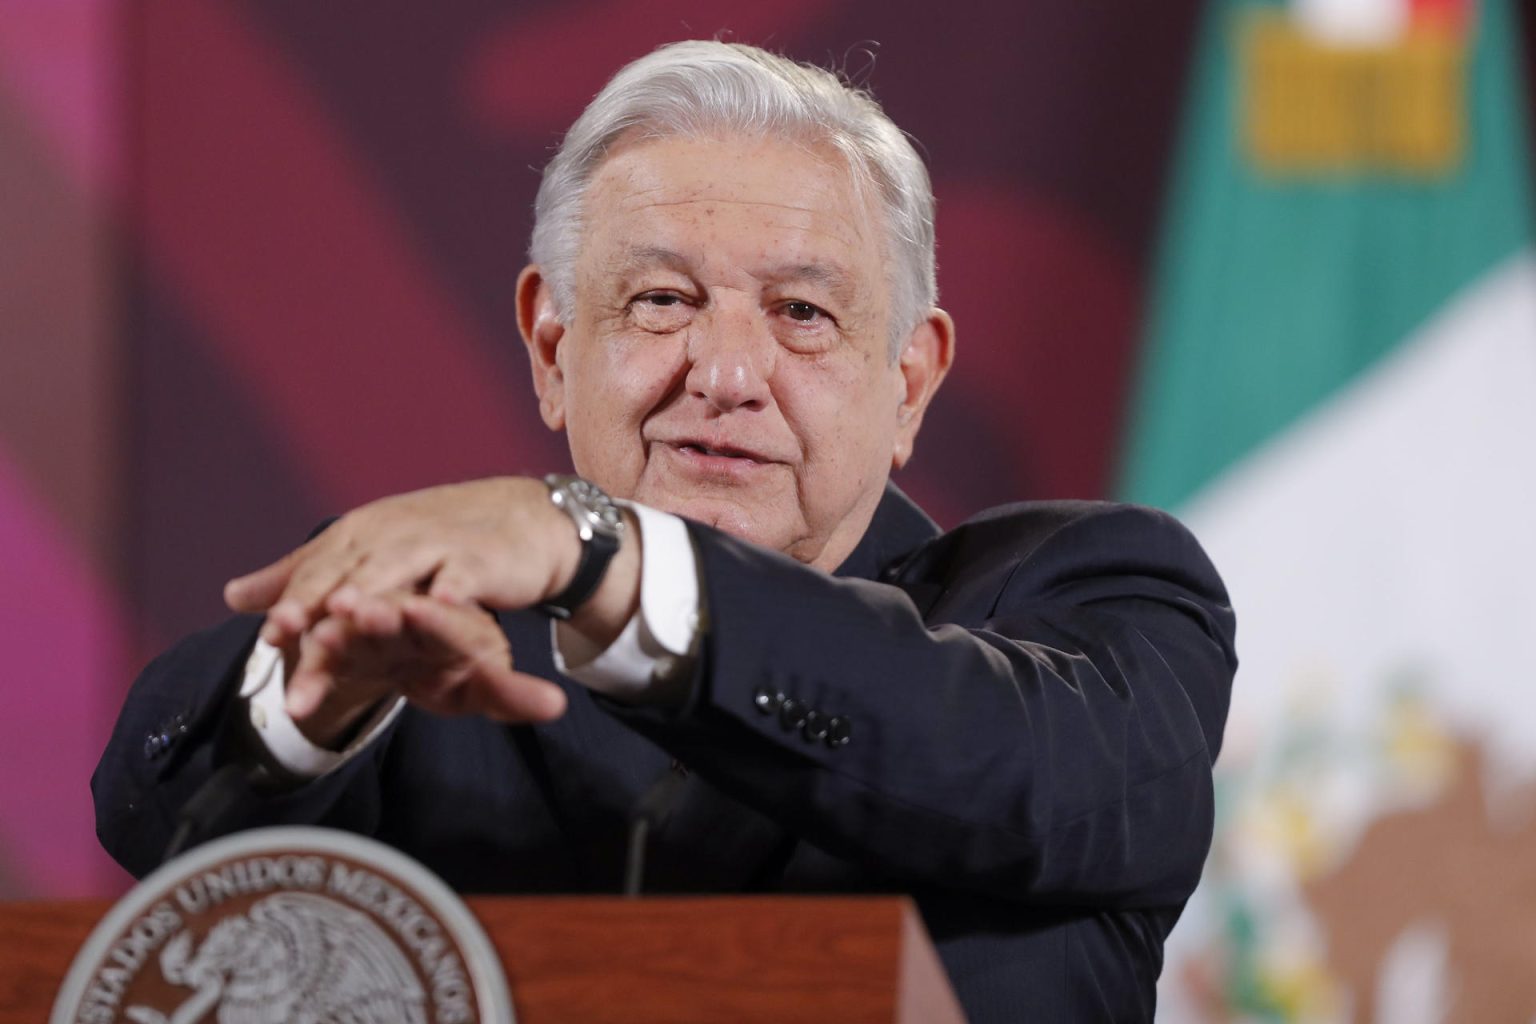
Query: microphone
[[159, 763, 253, 864], [622, 763, 688, 897]]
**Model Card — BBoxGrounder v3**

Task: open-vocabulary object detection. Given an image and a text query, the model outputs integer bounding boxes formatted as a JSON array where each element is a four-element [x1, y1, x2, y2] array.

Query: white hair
[[529, 40, 937, 358]]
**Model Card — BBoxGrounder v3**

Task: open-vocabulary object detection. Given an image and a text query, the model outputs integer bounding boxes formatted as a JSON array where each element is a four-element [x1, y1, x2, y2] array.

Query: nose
[[684, 306, 774, 413]]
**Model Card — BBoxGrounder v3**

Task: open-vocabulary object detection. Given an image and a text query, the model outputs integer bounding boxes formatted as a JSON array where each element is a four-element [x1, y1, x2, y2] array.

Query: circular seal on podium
[[51, 827, 513, 1023]]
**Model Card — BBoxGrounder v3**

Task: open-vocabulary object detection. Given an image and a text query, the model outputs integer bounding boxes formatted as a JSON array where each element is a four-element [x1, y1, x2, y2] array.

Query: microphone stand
[[622, 767, 688, 897]]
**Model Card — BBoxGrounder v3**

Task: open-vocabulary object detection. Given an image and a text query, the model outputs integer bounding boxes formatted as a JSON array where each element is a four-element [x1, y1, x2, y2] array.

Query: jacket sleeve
[[604, 502, 1237, 909], [91, 616, 391, 879]]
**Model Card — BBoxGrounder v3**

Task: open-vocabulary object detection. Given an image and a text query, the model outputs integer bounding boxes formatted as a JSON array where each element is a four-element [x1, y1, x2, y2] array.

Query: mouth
[[672, 441, 763, 463], [656, 438, 779, 478]]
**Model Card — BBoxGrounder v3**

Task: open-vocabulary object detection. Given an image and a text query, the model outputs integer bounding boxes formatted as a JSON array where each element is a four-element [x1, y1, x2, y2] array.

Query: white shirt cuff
[[238, 637, 404, 778], [553, 501, 702, 701]]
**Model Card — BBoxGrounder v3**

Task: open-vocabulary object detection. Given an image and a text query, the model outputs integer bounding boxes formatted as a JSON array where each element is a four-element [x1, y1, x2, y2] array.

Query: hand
[[285, 592, 568, 748], [224, 475, 639, 737], [224, 476, 625, 645]]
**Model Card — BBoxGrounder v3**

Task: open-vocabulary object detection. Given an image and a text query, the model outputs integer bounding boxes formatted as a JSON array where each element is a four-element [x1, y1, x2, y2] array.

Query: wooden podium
[[0, 895, 966, 1023]]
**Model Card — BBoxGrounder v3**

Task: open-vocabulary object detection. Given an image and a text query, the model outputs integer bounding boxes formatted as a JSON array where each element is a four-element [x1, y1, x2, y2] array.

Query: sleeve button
[[753, 688, 786, 715], [826, 716, 852, 748], [802, 710, 830, 742], [145, 715, 188, 760], [778, 697, 809, 731]]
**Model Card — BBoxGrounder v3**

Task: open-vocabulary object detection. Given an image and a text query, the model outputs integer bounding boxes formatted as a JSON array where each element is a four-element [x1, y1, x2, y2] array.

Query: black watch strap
[[538, 475, 625, 620]]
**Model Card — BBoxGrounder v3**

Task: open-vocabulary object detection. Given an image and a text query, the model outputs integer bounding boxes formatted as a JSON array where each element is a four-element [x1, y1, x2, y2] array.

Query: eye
[[781, 300, 827, 323], [627, 290, 695, 332]]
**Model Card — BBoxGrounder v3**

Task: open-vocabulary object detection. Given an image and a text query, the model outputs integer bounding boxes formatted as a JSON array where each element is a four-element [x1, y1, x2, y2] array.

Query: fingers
[[283, 618, 350, 725], [426, 562, 481, 606], [232, 478, 567, 647], [401, 596, 567, 722], [224, 550, 300, 614], [262, 552, 365, 647], [264, 543, 442, 648], [281, 594, 567, 743], [404, 667, 565, 722], [334, 543, 449, 604], [345, 590, 406, 636], [283, 612, 409, 743]]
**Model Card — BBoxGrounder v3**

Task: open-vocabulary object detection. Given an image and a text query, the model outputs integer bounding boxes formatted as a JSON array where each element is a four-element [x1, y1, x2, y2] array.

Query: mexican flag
[[1121, 0, 1536, 1019]]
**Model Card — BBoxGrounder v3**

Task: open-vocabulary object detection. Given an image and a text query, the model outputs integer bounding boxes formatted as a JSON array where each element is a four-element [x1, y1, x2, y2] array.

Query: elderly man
[[96, 41, 1235, 1022]]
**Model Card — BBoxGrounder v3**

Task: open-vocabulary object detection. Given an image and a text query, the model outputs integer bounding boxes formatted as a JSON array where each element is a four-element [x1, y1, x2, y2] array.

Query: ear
[[517, 265, 568, 431], [891, 308, 955, 470]]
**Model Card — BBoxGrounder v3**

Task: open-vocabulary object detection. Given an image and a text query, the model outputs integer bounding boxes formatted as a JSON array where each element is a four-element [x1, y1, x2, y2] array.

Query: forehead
[[576, 133, 885, 282]]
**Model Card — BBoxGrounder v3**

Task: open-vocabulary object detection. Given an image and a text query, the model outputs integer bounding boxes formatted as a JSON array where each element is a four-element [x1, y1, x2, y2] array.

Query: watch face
[[594, 502, 624, 531], [561, 477, 623, 534]]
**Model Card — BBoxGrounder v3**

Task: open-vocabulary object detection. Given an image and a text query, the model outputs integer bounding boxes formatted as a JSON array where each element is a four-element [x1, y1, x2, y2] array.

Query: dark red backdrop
[[4, 0, 1532, 897], [121, 0, 1206, 650]]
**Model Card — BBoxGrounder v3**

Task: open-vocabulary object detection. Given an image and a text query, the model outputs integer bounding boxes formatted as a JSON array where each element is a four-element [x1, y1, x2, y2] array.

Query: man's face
[[521, 133, 947, 571]]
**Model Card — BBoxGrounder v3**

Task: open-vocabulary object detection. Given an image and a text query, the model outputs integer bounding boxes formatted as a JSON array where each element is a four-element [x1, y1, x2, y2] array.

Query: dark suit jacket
[[95, 485, 1236, 1022]]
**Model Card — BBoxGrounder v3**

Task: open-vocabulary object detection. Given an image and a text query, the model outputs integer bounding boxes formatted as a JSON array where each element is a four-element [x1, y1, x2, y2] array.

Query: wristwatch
[[538, 474, 627, 620]]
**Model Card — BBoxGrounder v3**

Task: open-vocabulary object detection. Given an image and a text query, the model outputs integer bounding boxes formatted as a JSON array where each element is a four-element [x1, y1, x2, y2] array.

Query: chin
[[648, 494, 795, 552], [703, 509, 781, 547]]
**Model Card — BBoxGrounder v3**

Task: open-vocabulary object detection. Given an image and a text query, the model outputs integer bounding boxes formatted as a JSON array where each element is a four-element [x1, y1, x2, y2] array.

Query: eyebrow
[[611, 247, 862, 304], [613, 245, 693, 277], [761, 261, 859, 302]]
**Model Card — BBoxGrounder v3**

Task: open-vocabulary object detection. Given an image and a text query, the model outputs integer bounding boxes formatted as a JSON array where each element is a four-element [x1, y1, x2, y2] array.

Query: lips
[[675, 442, 761, 461], [654, 437, 782, 478], [657, 436, 779, 464]]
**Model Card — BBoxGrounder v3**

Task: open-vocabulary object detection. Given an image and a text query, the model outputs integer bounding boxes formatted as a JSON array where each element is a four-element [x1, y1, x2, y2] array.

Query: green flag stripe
[[1119, 0, 1534, 511]]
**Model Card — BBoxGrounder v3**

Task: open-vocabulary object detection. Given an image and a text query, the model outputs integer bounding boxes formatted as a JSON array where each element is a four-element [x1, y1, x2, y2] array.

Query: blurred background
[[3, 0, 1534, 1019]]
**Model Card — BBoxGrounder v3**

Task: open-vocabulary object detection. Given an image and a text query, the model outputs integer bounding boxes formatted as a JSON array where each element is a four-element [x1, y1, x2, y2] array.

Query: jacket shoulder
[[895, 499, 1208, 583]]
